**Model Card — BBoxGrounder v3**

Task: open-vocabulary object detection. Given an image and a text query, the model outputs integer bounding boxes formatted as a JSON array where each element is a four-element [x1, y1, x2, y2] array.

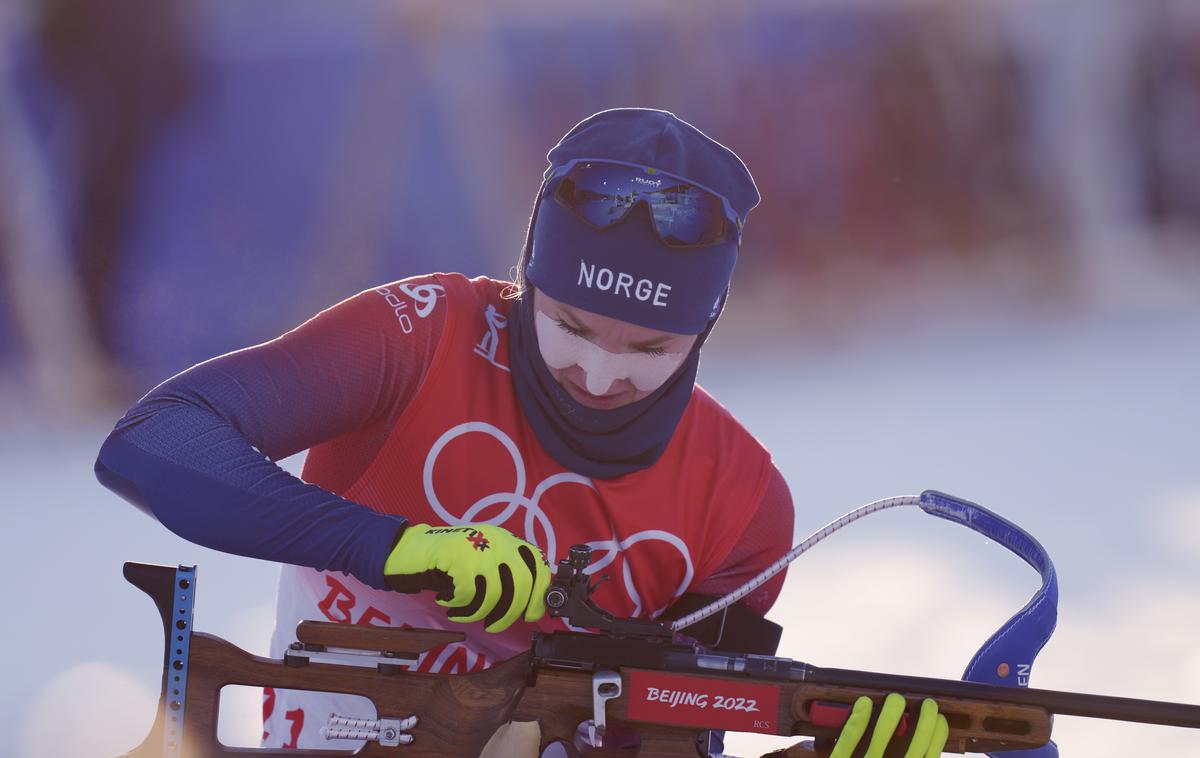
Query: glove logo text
[[468, 533, 491, 551]]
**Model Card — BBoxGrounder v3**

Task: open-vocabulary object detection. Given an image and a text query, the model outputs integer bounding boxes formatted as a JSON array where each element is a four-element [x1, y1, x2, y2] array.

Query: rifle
[[118, 542, 1200, 757]]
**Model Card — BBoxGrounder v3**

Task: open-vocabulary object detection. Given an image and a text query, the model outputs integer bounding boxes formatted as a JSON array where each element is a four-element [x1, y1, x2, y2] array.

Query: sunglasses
[[549, 158, 743, 248]]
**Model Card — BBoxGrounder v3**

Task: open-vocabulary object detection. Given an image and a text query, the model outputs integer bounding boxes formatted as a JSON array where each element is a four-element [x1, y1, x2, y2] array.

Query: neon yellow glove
[[829, 693, 949, 758], [383, 523, 552, 633]]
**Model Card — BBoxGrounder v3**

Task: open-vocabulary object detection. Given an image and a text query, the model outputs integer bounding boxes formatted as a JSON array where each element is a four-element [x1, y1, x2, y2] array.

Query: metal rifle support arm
[[118, 552, 1200, 757], [118, 562, 528, 758]]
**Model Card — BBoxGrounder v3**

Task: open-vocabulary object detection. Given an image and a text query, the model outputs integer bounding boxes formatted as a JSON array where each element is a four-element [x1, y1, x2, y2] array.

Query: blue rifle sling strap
[[164, 565, 196, 757], [919, 490, 1060, 758]]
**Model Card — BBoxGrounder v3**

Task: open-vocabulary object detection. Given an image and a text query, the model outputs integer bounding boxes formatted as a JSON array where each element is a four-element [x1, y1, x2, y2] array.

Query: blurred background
[[1, 0, 1197, 756]]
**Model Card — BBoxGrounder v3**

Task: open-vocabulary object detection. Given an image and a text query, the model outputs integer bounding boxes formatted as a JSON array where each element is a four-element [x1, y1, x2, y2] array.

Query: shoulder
[[332, 273, 511, 332], [666, 384, 776, 507], [684, 384, 772, 461], [372, 273, 513, 311]]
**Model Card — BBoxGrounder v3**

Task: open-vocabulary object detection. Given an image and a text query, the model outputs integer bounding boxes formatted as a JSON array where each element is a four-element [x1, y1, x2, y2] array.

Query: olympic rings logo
[[566, 528, 694, 622], [422, 421, 694, 620]]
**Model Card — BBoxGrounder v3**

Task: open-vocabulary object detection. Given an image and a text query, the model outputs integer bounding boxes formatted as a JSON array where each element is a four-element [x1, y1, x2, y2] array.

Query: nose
[[577, 349, 627, 396]]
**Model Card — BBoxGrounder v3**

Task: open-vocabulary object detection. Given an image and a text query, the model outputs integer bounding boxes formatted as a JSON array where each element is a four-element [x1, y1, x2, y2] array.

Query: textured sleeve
[[94, 279, 446, 588], [693, 465, 794, 616]]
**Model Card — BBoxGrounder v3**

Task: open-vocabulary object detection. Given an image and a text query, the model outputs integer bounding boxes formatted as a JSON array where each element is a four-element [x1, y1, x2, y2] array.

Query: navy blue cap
[[544, 108, 761, 220], [526, 108, 759, 335]]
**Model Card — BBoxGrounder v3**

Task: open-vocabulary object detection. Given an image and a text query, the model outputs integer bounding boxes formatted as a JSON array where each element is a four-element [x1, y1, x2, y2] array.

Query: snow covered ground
[[2, 292, 1198, 757]]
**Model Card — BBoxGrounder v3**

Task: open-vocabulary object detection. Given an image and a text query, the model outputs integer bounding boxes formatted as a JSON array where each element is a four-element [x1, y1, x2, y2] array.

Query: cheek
[[534, 311, 585, 371], [625, 352, 687, 392], [537, 333, 580, 375], [543, 361, 572, 385]]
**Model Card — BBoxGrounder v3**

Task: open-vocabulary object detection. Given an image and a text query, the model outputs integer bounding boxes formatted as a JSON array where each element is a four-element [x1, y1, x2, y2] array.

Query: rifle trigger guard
[[589, 670, 622, 748]]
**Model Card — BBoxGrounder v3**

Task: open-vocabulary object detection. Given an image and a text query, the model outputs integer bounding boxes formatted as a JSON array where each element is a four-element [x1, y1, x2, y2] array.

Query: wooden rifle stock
[[119, 562, 1200, 758], [122, 631, 529, 757], [115, 623, 1053, 756]]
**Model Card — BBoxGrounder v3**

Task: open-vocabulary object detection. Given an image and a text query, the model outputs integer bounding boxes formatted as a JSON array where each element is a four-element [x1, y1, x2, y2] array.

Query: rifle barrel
[[812, 666, 1200, 729]]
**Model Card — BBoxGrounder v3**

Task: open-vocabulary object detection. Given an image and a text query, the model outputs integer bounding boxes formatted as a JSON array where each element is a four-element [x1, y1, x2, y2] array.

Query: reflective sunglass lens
[[554, 173, 631, 229], [554, 162, 732, 247], [648, 186, 727, 247]]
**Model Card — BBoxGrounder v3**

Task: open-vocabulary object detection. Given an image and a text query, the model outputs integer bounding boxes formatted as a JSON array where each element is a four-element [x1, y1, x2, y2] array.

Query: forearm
[[93, 285, 441, 587], [96, 400, 405, 587]]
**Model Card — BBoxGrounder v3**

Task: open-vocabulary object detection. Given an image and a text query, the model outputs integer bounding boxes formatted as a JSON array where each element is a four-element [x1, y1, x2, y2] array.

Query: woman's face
[[532, 288, 699, 410]]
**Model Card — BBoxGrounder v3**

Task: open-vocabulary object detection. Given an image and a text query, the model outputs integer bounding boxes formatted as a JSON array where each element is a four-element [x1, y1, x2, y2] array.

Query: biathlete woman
[[96, 108, 946, 757]]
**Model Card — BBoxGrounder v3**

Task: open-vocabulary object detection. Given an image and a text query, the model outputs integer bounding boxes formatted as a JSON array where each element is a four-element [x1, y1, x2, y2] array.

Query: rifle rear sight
[[544, 544, 674, 641]]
